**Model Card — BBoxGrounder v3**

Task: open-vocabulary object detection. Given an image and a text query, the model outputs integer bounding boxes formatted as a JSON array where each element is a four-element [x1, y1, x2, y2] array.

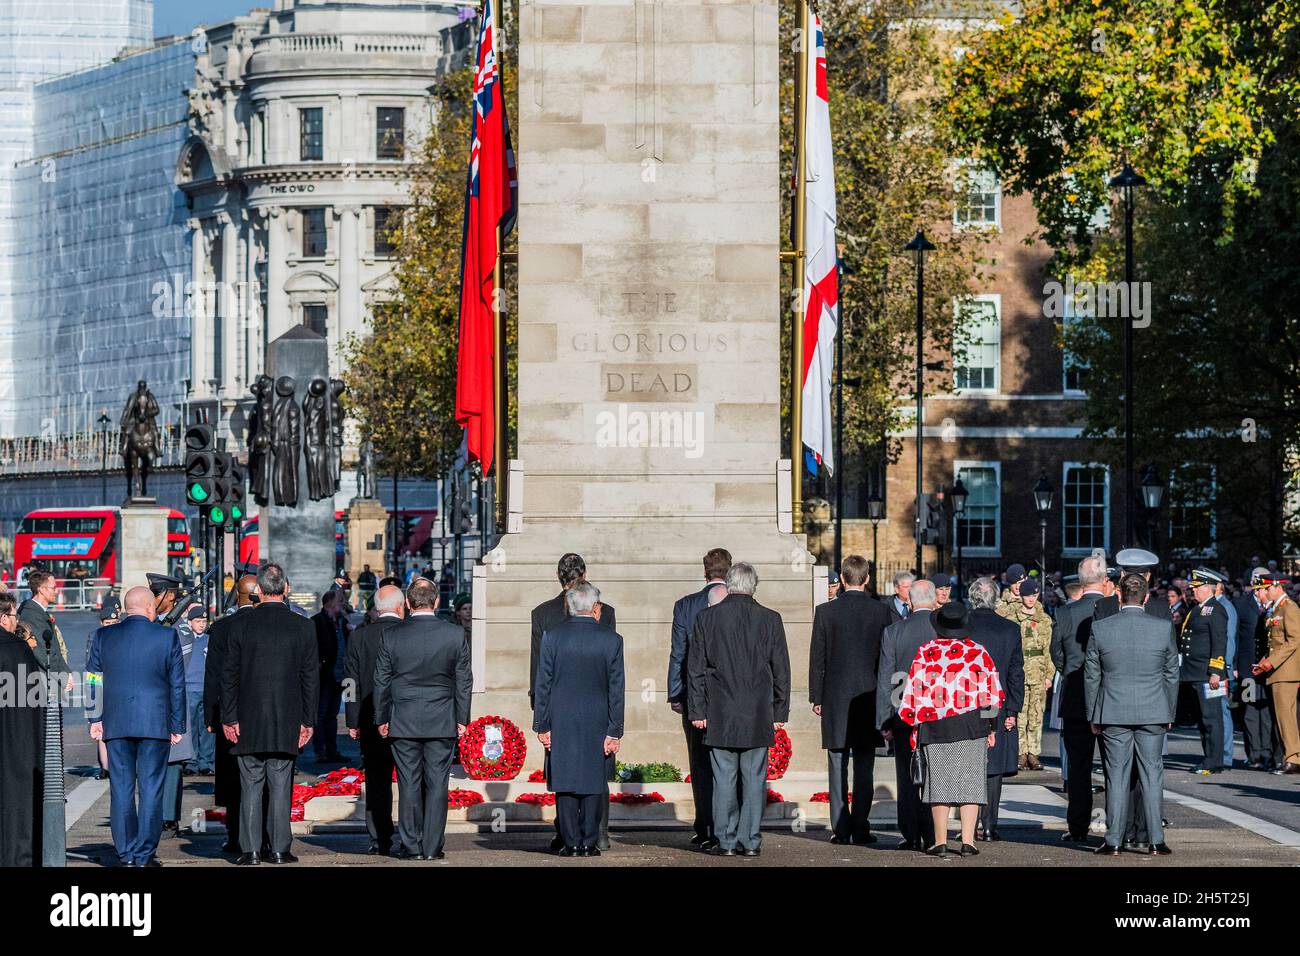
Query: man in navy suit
[[667, 547, 731, 849], [86, 586, 185, 867]]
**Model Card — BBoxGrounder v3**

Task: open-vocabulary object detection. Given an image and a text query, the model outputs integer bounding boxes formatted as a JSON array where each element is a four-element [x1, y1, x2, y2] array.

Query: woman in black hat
[[898, 602, 1004, 858]]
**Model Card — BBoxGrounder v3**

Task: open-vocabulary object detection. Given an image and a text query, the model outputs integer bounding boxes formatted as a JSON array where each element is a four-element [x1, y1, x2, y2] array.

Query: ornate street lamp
[[1108, 161, 1146, 547], [1033, 471, 1054, 577], [868, 491, 884, 596], [950, 477, 968, 599], [1141, 463, 1164, 550], [97, 410, 112, 504], [904, 228, 936, 574]]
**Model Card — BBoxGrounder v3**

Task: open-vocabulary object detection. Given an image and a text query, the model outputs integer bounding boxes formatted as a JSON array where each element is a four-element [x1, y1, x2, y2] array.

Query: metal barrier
[[8, 578, 113, 611]]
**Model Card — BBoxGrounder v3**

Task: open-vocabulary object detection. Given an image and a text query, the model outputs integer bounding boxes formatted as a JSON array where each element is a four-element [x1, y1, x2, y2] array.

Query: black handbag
[[909, 740, 925, 787]]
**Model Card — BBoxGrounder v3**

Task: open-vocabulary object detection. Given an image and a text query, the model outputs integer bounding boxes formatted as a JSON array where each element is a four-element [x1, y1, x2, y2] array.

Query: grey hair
[[908, 579, 936, 607], [893, 570, 915, 589], [257, 562, 288, 597], [968, 576, 999, 610], [373, 587, 405, 614], [726, 562, 759, 595], [1078, 555, 1106, 586], [565, 580, 601, 615]]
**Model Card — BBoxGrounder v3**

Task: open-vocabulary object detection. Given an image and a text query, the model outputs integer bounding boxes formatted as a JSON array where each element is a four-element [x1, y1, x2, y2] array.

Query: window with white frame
[[953, 295, 1000, 392], [1062, 296, 1089, 394], [954, 462, 1000, 553], [954, 162, 1001, 230], [1062, 463, 1109, 553], [1168, 464, 1216, 557]]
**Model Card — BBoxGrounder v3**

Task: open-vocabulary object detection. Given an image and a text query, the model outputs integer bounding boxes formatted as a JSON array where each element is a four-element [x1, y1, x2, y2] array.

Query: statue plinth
[[117, 502, 169, 593], [343, 497, 389, 585]]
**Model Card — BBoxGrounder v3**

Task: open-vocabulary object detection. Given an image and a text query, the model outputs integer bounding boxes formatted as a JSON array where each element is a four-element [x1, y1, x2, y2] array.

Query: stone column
[[264, 206, 291, 340], [337, 205, 360, 347], [219, 212, 239, 396], [244, 211, 264, 381], [187, 217, 209, 393]]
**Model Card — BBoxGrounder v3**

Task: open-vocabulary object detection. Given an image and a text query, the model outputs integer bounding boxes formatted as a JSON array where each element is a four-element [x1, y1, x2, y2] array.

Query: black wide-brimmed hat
[[933, 601, 969, 638]]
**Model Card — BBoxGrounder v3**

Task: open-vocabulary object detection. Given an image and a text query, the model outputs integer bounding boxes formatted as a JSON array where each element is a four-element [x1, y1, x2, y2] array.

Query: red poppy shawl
[[898, 638, 1004, 749]]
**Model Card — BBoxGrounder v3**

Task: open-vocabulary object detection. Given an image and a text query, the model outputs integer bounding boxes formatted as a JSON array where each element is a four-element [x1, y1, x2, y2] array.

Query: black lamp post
[[1108, 161, 1146, 547], [904, 229, 936, 573], [950, 477, 968, 599], [97, 410, 112, 504], [868, 492, 884, 596], [1140, 463, 1164, 550], [1033, 471, 1054, 578]]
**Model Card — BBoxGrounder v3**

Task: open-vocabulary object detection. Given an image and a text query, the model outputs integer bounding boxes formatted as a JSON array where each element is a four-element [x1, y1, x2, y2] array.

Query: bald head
[[235, 574, 259, 607], [374, 584, 405, 616], [123, 586, 157, 619]]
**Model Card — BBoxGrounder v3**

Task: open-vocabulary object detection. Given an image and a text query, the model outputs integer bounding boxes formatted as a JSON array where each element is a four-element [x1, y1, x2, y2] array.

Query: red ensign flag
[[455, 0, 517, 476]]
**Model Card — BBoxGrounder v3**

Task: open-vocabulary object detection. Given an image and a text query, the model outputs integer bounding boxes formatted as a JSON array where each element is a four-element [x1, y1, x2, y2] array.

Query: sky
[[154, 0, 254, 39]]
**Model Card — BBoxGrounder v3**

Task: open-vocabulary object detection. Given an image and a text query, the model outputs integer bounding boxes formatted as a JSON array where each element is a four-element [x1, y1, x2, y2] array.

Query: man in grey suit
[[1085, 572, 1179, 856], [375, 578, 472, 861], [876, 578, 938, 851]]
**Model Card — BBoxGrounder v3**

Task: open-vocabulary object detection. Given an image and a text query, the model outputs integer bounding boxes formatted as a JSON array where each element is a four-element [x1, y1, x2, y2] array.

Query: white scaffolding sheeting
[[2, 38, 196, 440]]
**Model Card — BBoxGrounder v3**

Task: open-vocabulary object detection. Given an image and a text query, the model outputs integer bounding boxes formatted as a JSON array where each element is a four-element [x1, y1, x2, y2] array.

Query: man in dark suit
[[533, 581, 625, 856], [875, 578, 937, 851], [667, 547, 731, 849], [312, 589, 351, 762], [1237, 569, 1281, 769], [375, 578, 471, 860], [86, 586, 186, 867], [1179, 567, 1230, 774], [809, 554, 888, 845], [687, 563, 790, 857], [1086, 573, 1180, 856], [887, 571, 914, 623], [966, 577, 1025, 841], [528, 552, 617, 851], [221, 563, 318, 865], [345, 583, 405, 854], [19, 569, 70, 682], [1050, 553, 1110, 842]]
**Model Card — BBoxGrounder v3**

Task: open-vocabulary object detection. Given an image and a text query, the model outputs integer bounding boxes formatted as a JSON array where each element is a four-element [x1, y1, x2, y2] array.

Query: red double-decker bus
[[238, 512, 346, 570], [14, 507, 192, 584]]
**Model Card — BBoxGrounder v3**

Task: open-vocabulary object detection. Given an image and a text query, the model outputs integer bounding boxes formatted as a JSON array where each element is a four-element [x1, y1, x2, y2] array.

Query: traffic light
[[184, 424, 216, 507], [227, 461, 246, 523]]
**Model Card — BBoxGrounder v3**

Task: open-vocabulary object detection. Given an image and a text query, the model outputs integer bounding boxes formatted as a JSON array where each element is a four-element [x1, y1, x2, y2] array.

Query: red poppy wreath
[[458, 715, 527, 780]]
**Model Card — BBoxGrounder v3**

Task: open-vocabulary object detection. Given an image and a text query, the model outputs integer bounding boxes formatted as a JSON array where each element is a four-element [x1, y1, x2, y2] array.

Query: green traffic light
[[189, 482, 209, 502], [231, 505, 244, 520], [209, 506, 225, 524]]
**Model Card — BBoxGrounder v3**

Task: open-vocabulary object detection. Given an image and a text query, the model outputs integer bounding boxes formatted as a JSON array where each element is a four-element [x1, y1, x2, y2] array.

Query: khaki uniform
[[998, 599, 1055, 756], [1265, 596, 1300, 763]]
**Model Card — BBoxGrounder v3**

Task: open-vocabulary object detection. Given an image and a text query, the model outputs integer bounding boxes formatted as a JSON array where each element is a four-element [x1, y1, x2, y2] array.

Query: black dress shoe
[[987, 831, 1002, 842], [1060, 832, 1090, 843], [557, 846, 579, 857], [584, 847, 601, 857], [1122, 840, 1151, 853], [1149, 843, 1173, 856], [235, 852, 260, 865], [696, 837, 720, 852], [689, 833, 709, 846], [367, 841, 382, 855], [740, 847, 761, 857], [1094, 844, 1122, 856], [141, 857, 163, 867], [429, 850, 446, 860], [852, 833, 878, 845], [895, 839, 919, 851], [162, 821, 178, 831], [959, 843, 979, 857], [711, 846, 737, 857], [925, 843, 947, 857], [119, 860, 135, 867], [549, 835, 565, 852], [596, 838, 611, 851], [395, 847, 422, 860], [267, 851, 298, 864], [1273, 762, 1300, 775], [829, 834, 849, 845], [220, 842, 240, 854]]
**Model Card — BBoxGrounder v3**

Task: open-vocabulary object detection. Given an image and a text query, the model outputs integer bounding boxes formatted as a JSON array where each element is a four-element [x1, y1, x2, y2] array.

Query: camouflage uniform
[[998, 599, 1055, 758]]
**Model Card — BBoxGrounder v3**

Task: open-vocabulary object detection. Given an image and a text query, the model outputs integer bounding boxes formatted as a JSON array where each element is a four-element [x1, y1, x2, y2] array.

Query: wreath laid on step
[[767, 728, 792, 780], [458, 715, 527, 780]]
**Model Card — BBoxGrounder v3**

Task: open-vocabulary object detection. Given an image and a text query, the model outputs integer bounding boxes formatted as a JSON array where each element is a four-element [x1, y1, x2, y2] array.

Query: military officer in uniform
[[1237, 569, 1281, 770], [1179, 567, 1230, 775], [998, 576, 1053, 770], [1252, 572, 1300, 774], [997, 564, 1028, 613]]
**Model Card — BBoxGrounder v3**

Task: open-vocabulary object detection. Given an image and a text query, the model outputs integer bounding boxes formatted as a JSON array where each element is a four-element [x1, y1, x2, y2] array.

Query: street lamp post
[[97, 410, 112, 504], [1108, 161, 1146, 547], [951, 478, 968, 600], [1140, 463, 1164, 551], [868, 492, 884, 597], [904, 229, 936, 573], [1033, 471, 1055, 578]]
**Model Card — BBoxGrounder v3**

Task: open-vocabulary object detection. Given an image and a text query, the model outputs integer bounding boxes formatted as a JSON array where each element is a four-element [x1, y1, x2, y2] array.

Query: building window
[[1168, 464, 1216, 557], [303, 304, 328, 337], [301, 208, 327, 257], [377, 107, 405, 160], [953, 295, 1000, 392], [374, 207, 399, 257], [1062, 463, 1109, 554], [299, 107, 323, 162], [954, 462, 1000, 554], [1063, 297, 1089, 394], [954, 162, 1000, 229]]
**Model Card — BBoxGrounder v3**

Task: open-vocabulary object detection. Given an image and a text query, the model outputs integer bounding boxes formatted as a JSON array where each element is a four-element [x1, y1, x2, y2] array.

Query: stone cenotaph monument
[[475, 0, 824, 770]]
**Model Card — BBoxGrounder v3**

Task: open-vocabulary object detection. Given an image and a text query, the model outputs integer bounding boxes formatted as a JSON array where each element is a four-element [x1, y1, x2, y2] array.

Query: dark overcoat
[[220, 602, 318, 756], [0, 628, 43, 867], [686, 593, 791, 750], [529, 590, 616, 709], [968, 608, 1025, 777], [808, 590, 890, 749], [532, 616, 625, 794]]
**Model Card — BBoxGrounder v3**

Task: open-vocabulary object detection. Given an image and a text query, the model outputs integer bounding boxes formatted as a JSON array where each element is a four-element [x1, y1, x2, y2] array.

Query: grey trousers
[[392, 737, 455, 857], [237, 753, 294, 855], [1100, 724, 1166, 848], [709, 746, 767, 851], [826, 748, 873, 839]]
